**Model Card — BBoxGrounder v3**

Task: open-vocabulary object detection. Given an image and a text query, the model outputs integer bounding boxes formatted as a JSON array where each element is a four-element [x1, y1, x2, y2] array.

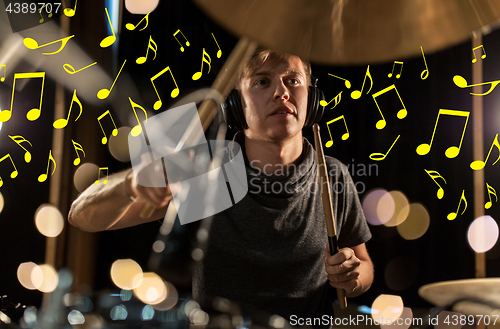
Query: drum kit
[[3, 0, 500, 328]]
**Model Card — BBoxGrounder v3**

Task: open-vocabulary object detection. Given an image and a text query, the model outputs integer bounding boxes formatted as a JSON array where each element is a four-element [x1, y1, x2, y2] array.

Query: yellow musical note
[[63, 62, 97, 74], [369, 135, 400, 161], [320, 91, 342, 109], [212, 33, 222, 58], [8, 135, 32, 163], [53, 89, 82, 129], [0, 65, 5, 82], [23, 35, 74, 55], [421, 46, 429, 80], [38, 4, 53, 23], [72, 140, 85, 166], [0, 154, 18, 187], [351, 65, 372, 99], [136, 36, 157, 64], [63, 0, 77, 17], [38, 150, 56, 183], [151, 66, 179, 110], [129, 97, 148, 137], [324, 115, 349, 148], [126, 12, 149, 31], [328, 73, 351, 89], [485, 183, 497, 209], [470, 133, 500, 170], [97, 60, 126, 100], [372, 84, 407, 130], [173, 29, 190, 52], [453, 75, 500, 96], [472, 45, 486, 63], [416, 109, 469, 158], [100, 8, 116, 48], [388, 61, 403, 79], [447, 190, 467, 220], [0, 72, 45, 123], [97, 110, 118, 144], [424, 169, 447, 199], [95, 167, 109, 184], [192, 48, 211, 81]]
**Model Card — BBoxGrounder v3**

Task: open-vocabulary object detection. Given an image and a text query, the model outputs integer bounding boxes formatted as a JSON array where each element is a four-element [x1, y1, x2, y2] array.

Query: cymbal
[[194, 0, 500, 65], [419, 278, 500, 309]]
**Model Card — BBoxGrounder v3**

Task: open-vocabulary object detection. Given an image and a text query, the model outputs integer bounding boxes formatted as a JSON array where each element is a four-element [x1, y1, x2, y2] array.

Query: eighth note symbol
[[95, 167, 109, 184], [97, 60, 126, 99], [424, 169, 446, 199], [447, 190, 467, 220], [53, 89, 83, 129], [485, 183, 497, 209], [324, 115, 349, 148], [72, 140, 85, 166], [173, 29, 190, 52], [9, 135, 32, 163], [351, 65, 373, 99], [97, 110, 118, 144], [320, 91, 342, 109], [453, 75, 500, 96], [38, 150, 56, 183], [388, 61, 403, 79], [472, 45, 486, 63], [192, 48, 211, 80], [369, 135, 400, 161], [470, 133, 500, 170], [0, 154, 18, 187], [416, 109, 469, 158]]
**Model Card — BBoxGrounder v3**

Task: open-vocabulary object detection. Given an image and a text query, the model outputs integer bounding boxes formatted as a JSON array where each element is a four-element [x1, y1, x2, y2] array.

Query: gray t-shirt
[[193, 133, 371, 321]]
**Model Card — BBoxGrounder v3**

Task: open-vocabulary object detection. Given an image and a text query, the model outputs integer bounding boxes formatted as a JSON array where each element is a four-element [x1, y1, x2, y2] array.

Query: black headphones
[[223, 76, 325, 130]]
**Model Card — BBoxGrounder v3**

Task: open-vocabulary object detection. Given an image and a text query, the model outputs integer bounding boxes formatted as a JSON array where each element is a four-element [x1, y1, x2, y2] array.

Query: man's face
[[239, 56, 309, 142]]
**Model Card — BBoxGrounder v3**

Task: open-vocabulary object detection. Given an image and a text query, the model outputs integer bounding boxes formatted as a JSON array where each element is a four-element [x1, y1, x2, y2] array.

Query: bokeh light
[[363, 189, 392, 225], [383, 191, 410, 227], [380, 307, 413, 329], [397, 203, 430, 240], [371, 294, 404, 324], [377, 193, 395, 225], [467, 215, 499, 252], [384, 257, 418, 291], [151, 281, 178, 311], [17, 262, 40, 290], [34, 204, 64, 237], [141, 305, 155, 321], [0, 192, 5, 214], [110, 259, 143, 290], [36, 264, 58, 293], [133, 272, 167, 305], [109, 126, 132, 162], [74, 163, 99, 192], [68, 310, 85, 325], [110, 305, 128, 321]]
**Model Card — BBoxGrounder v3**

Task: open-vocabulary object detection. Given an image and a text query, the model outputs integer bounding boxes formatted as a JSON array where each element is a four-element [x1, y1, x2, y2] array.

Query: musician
[[68, 49, 373, 323]]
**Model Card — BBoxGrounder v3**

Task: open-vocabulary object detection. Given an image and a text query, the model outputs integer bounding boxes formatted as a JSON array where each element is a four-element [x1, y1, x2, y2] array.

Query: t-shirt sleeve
[[328, 158, 372, 248]]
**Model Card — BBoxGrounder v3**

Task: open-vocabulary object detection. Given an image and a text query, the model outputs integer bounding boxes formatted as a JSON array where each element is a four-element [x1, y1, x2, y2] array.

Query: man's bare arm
[[68, 169, 171, 232]]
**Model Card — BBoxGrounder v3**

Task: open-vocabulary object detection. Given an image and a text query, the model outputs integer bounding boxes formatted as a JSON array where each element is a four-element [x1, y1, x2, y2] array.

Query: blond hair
[[236, 48, 312, 88]]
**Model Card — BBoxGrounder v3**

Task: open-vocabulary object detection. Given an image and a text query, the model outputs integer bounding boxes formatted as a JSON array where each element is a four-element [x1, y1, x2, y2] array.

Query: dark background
[[0, 0, 499, 320]]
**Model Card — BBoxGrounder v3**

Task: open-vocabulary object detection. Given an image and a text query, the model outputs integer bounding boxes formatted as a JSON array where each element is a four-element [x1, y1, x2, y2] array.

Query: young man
[[68, 49, 373, 322]]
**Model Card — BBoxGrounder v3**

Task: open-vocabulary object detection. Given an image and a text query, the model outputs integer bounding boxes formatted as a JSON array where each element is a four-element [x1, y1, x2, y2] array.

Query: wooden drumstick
[[312, 123, 348, 309], [139, 37, 257, 219]]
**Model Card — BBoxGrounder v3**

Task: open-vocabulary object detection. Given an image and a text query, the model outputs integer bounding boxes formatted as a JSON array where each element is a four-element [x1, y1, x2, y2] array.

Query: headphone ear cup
[[304, 86, 325, 126], [223, 89, 248, 130]]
